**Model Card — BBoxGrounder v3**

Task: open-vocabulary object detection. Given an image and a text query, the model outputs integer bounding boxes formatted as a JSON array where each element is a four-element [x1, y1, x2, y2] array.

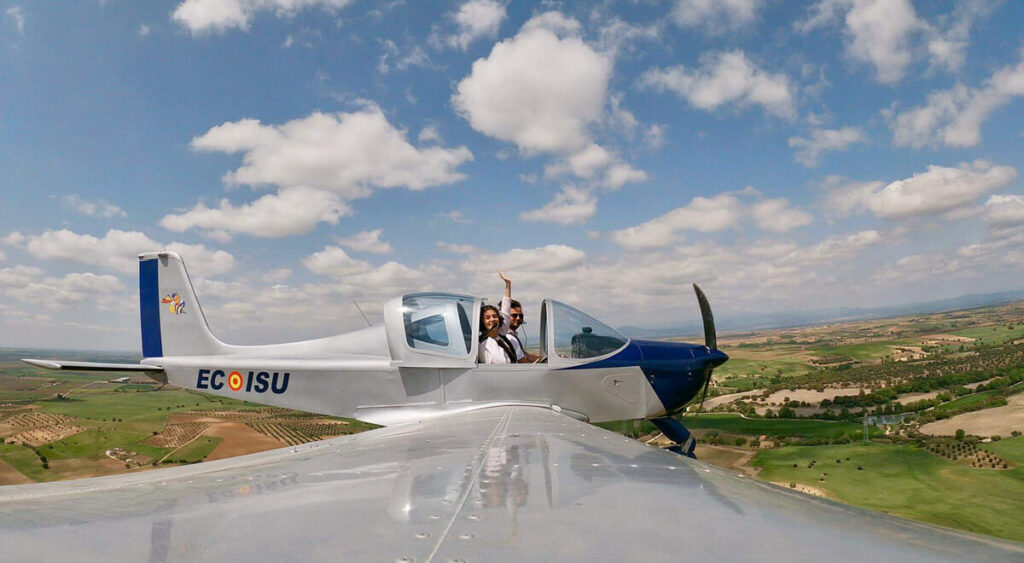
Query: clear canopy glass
[[549, 300, 628, 359], [402, 293, 474, 357]]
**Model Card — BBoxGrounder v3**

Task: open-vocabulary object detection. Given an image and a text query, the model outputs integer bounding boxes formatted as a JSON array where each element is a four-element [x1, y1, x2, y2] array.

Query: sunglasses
[[510, 314, 523, 319]]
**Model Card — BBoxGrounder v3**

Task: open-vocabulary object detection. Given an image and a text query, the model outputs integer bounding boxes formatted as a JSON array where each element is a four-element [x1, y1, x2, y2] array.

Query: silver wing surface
[[1, 406, 1021, 562]]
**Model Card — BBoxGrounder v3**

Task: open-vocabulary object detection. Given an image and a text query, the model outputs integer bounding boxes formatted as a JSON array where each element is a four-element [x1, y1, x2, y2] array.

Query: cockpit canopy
[[401, 293, 474, 357], [385, 292, 629, 367], [542, 300, 629, 360]]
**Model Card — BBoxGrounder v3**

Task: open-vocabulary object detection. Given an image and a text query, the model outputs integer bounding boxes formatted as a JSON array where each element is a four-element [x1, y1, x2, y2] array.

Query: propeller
[[692, 283, 719, 418]]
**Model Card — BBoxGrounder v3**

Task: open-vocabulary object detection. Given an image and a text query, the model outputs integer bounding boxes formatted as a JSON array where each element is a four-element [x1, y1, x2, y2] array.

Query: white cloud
[[451, 10, 646, 211], [453, 12, 612, 154], [486, 244, 586, 273], [797, 0, 922, 84], [824, 160, 1018, 220], [610, 194, 743, 250], [595, 17, 662, 57], [5, 6, 24, 33], [191, 107, 472, 194], [605, 163, 648, 190], [377, 39, 431, 74], [0, 265, 42, 287], [138, 23, 151, 37], [982, 194, 1024, 228], [567, 144, 612, 179], [874, 252, 967, 283], [438, 0, 507, 50], [889, 54, 1024, 148], [670, 0, 763, 33], [336, 229, 393, 254], [172, 0, 354, 34], [260, 268, 292, 283], [2, 232, 26, 246], [160, 187, 350, 238], [23, 229, 235, 277], [0, 250, 5, 262], [436, 241, 477, 254], [60, 195, 127, 219], [643, 124, 667, 149], [167, 107, 473, 238], [6, 273, 126, 306], [751, 198, 814, 233], [303, 246, 371, 278], [437, 210, 471, 224], [788, 126, 867, 167], [640, 51, 795, 119], [418, 125, 442, 143], [544, 145, 647, 189], [610, 192, 811, 249], [302, 245, 427, 290], [925, 0, 997, 72], [786, 230, 882, 263], [519, 187, 597, 226]]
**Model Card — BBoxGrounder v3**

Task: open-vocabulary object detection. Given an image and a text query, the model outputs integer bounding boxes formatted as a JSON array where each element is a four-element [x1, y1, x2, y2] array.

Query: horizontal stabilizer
[[21, 359, 164, 373]]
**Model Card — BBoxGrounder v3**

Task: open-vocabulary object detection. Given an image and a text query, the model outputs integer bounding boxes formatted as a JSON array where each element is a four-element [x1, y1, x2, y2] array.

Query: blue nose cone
[[633, 340, 728, 415], [710, 347, 729, 368]]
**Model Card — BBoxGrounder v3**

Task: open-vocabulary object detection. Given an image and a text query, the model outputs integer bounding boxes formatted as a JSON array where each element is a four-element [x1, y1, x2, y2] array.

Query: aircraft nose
[[709, 348, 728, 368]]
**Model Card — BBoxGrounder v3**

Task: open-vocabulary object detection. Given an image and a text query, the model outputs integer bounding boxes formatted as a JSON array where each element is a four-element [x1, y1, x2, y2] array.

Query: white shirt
[[506, 330, 525, 361], [478, 336, 512, 364], [478, 296, 513, 364]]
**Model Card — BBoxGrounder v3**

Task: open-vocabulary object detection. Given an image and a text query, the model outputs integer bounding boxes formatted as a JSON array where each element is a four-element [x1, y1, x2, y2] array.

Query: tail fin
[[139, 251, 226, 358]]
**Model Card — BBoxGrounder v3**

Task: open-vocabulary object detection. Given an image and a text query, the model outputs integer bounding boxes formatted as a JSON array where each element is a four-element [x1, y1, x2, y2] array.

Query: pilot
[[505, 299, 542, 363]]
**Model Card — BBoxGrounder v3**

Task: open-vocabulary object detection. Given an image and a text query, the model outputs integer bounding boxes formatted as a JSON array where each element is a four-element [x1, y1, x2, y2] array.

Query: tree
[[955, 429, 965, 441]]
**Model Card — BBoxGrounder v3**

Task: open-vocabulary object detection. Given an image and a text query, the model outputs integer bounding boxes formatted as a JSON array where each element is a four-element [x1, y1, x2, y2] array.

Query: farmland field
[[752, 444, 1024, 542], [680, 414, 875, 439], [0, 349, 377, 485]]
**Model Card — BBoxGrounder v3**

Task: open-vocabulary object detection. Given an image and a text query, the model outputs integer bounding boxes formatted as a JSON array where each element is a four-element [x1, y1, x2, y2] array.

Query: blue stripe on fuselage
[[560, 339, 709, 414], [139, 259, 162, 358]]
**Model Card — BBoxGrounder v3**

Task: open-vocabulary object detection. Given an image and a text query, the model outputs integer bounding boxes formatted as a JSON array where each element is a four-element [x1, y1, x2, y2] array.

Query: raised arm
[[497, 270, 512, 333]]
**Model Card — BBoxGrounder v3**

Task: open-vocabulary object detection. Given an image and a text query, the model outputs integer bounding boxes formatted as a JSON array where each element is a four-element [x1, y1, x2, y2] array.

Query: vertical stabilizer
[[139, 251, 226, 358]]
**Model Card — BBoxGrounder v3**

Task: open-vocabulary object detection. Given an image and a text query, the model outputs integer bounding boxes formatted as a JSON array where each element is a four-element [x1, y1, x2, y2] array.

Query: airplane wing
[[21, 359, 164, 374], [1, 406, 1020, 561]]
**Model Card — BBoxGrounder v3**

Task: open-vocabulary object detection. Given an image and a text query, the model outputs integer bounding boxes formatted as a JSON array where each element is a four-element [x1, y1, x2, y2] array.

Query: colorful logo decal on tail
[[161, 292, 186, 315]]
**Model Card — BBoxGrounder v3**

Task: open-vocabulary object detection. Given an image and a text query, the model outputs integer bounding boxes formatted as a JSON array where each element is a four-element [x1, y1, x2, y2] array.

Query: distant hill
[[619, 289, 1024, 340]]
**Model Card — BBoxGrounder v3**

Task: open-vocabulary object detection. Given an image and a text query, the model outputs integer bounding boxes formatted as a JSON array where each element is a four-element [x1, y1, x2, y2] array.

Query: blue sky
[[1, 0, 1023, 350]]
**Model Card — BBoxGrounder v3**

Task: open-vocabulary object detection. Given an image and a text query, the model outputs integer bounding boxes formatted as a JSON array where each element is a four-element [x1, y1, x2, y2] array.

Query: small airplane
[[5, 251, 1022, 560], [25, 250, 726, 454]]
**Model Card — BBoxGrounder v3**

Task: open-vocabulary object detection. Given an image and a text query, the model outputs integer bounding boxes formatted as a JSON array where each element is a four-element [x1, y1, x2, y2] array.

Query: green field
[[950, 325, 1024, 346], [752, 443, 1024, 542], [0, 443, 61, 482], [982, 435, 1024, 463], [168, 436, 222, 463], [717, 376, 769, 392], [810, 340, 911, 363], [933, 389, 1005, 414], [715, 357, 814, 380], [681, 414, 876, 439]]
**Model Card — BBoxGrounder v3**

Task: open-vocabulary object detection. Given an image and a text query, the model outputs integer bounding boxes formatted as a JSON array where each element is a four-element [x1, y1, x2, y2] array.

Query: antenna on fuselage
[[352, 299, 372, 328]]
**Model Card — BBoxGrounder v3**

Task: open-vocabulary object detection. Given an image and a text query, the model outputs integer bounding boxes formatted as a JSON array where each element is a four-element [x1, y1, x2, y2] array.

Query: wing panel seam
[[424, 408, 513, 563]]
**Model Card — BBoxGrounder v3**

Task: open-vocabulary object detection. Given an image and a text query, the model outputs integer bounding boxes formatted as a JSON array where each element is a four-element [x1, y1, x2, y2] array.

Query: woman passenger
[[478, 270, 515, 364]]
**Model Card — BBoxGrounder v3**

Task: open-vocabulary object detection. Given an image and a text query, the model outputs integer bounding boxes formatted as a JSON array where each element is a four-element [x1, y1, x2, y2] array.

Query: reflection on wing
[[1, 407, 1021, 561]]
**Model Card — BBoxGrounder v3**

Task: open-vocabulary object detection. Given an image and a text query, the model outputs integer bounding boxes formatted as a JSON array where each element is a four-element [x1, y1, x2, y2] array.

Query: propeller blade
[[693, 283, 716, 350], [694, 366, 712, 418], [691, 284, 719, 417]]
